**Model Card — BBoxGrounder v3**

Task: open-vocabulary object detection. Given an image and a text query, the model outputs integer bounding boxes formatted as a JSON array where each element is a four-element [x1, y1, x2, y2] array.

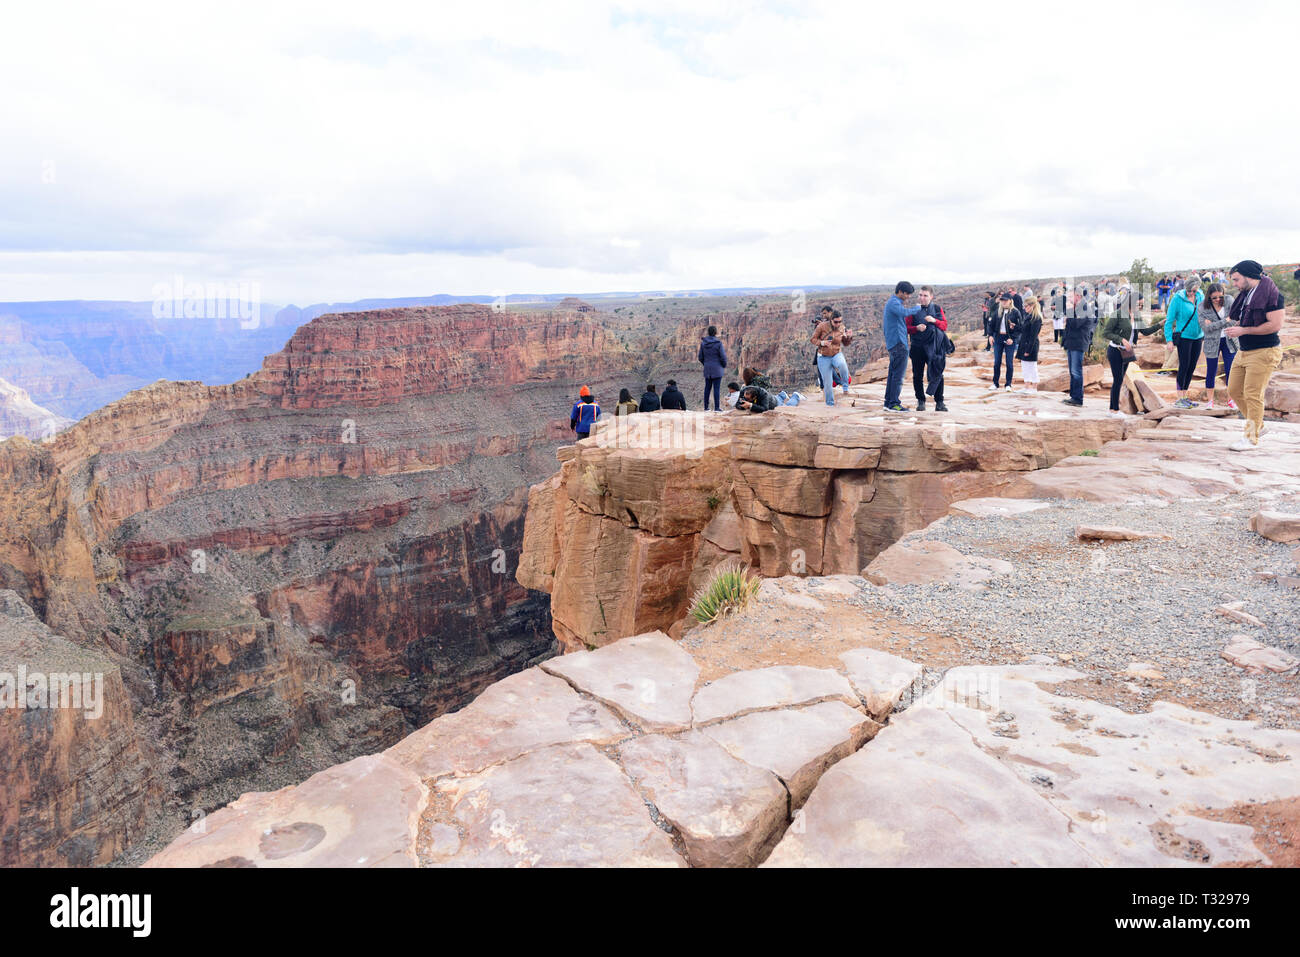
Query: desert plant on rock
[[689, 562, 762, 624]]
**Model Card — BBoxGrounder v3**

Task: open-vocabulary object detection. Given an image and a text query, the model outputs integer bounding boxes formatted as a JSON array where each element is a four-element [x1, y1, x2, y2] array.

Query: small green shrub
[[1079, 449, 1100, 457], [689, 563, 762, 624], [706, 494, 721, 510]]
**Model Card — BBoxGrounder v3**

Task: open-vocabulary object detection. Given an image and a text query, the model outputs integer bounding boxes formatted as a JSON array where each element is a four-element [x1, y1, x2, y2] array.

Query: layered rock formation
[[1, 303, 705, 864], [11, 295, 930, 865], [520, 404, 1133, 650], [0, 377, 72, 441]]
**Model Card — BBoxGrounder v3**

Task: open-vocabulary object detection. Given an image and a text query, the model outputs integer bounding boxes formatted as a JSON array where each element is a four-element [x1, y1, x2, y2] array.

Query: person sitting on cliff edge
[[570, 386, 601, 439], [638, 383, 661, 413], [613, 387, 639, 416], [660, 379, 688, 410]]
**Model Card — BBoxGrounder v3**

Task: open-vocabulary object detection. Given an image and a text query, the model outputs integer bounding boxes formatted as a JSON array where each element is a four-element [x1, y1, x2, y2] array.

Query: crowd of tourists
[[569, 259, 1287, 452]]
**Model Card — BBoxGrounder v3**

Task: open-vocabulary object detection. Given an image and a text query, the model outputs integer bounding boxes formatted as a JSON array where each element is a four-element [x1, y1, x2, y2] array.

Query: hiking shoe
[[884, 403, 909, 413], [915, 400, 926, 411], [934, 402, 949, 412], [1061, 398, 1084, 407]]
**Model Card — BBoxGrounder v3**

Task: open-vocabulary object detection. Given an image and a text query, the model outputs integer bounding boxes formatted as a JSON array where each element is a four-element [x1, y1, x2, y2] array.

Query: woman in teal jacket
[[1164, 274, 1204, 408]]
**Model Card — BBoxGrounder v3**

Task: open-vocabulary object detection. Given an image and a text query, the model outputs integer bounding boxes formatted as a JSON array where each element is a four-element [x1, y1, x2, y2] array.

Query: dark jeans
[[991, 336, 1015, 387], [1067, 349, 1085, 403], [1205, 346, 1234, 389], [704, 376, 721, 410], [883, 342, 909, 407], [1107, 346, 1132, 411], [910, 344, 942, 403], [1053, 327, 1061, 342], [1175, 337, 1202, 392]]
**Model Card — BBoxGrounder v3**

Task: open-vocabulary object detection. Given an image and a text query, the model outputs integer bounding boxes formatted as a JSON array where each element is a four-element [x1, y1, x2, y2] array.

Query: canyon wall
[[1, 304, 673, 863], [519, 403, 1136, 651], [8, 297, 903, 864]]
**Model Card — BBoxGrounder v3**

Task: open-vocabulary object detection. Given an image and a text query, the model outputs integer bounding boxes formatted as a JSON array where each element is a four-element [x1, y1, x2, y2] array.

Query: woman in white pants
[[1015, 296, 1044, 393]]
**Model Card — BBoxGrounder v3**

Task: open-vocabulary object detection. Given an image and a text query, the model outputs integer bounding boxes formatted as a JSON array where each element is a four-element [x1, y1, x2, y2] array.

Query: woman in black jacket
[[1013, 295, 1043, 393]]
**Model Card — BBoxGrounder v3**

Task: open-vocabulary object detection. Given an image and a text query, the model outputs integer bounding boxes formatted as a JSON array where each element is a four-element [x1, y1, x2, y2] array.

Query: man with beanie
[[882, 281, 920, 412], [570, 386, 601, 439], [1224, 260, 1285, 451]]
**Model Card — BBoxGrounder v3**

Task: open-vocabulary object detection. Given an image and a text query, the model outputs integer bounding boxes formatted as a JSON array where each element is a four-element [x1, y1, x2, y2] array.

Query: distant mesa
[[557, 296, 596, 313]]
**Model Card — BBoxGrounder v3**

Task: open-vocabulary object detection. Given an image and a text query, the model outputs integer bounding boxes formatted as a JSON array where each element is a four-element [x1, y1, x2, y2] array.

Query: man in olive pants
[[1223, 260, 1285, 451]]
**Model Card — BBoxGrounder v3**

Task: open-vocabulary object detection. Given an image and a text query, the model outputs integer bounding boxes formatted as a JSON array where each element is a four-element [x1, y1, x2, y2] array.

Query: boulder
[[691, 665, 858, 726], [763, 705, 1097, 867], [700, 701, 879, 806], [385, 667, 627, 779], [1040, 363, 1103, 393], [838, 647, 924, 719], [541, 631, 700, 732], [1220, 635, 1299, 674], [948, 497, 1051, 519], [146, 754, 427, 868], [1075, 525, 1170, 542], [864, 537, 1013, 591], [428, 743, 685, 867], [1216, 603, 1266, 628], [1248, 509, 1300, 544], [617, 731, 787, 867]]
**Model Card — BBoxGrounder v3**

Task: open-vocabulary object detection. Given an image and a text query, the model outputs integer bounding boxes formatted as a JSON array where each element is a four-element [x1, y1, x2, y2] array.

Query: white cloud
[[3, 0, 1297, 302]]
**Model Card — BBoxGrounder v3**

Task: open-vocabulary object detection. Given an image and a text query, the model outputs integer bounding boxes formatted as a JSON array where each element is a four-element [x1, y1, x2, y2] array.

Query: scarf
[[1229, 275, 1280, 328]]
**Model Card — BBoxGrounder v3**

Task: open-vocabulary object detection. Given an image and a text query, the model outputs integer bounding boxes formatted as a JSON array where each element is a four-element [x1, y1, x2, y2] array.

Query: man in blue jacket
[[570, 387, 601, 439], [882, 281, 921, 412]]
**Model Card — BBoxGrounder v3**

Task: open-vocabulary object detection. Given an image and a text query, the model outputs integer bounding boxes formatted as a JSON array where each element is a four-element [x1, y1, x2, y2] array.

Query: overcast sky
[[4, 0, 1297, 304]]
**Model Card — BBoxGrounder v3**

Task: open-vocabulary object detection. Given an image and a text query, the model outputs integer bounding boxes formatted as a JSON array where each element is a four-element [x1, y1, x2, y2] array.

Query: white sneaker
[[1004, 385, 1013, 392], [1107, 410, 1126, 418], [1228, 438, 1258, 452]]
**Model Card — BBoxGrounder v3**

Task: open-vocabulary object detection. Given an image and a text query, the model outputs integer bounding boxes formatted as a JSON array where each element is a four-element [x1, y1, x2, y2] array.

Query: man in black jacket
[[639, 383, 662, 412], [908, 286, 949, 411], [1060, 289, 1096, 407], [736, 385, 778, 413], [660, 379, 687, 410]]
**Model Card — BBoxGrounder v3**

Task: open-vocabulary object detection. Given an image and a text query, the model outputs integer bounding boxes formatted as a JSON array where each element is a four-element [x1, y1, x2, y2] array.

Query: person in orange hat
[[570, 387, 601, 439]]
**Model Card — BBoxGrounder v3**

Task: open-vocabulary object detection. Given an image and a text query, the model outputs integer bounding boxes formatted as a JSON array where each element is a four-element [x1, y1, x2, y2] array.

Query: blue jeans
[[1205, 345, 1234, 389], [883, 342, 908, 407], [704, 376, 721, 410], [817, 353, 850, 405], [1067, 349, 1085, 402], [991, 336, 1015, 387], [777, 390, 802, 407]]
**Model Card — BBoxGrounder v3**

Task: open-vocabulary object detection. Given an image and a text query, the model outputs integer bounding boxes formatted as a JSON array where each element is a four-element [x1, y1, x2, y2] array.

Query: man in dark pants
[[907, 285, 948, 411], [882, 281, 920, 412], [1060, 289, 1096, 407]]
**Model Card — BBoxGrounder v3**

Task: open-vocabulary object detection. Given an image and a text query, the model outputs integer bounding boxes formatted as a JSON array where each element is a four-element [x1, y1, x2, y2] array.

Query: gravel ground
[[849, 491, 1300, 728]]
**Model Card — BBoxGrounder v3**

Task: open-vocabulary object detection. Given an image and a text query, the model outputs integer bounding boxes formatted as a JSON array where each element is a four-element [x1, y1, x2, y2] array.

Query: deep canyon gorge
[[1, 288, 987, 864]]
